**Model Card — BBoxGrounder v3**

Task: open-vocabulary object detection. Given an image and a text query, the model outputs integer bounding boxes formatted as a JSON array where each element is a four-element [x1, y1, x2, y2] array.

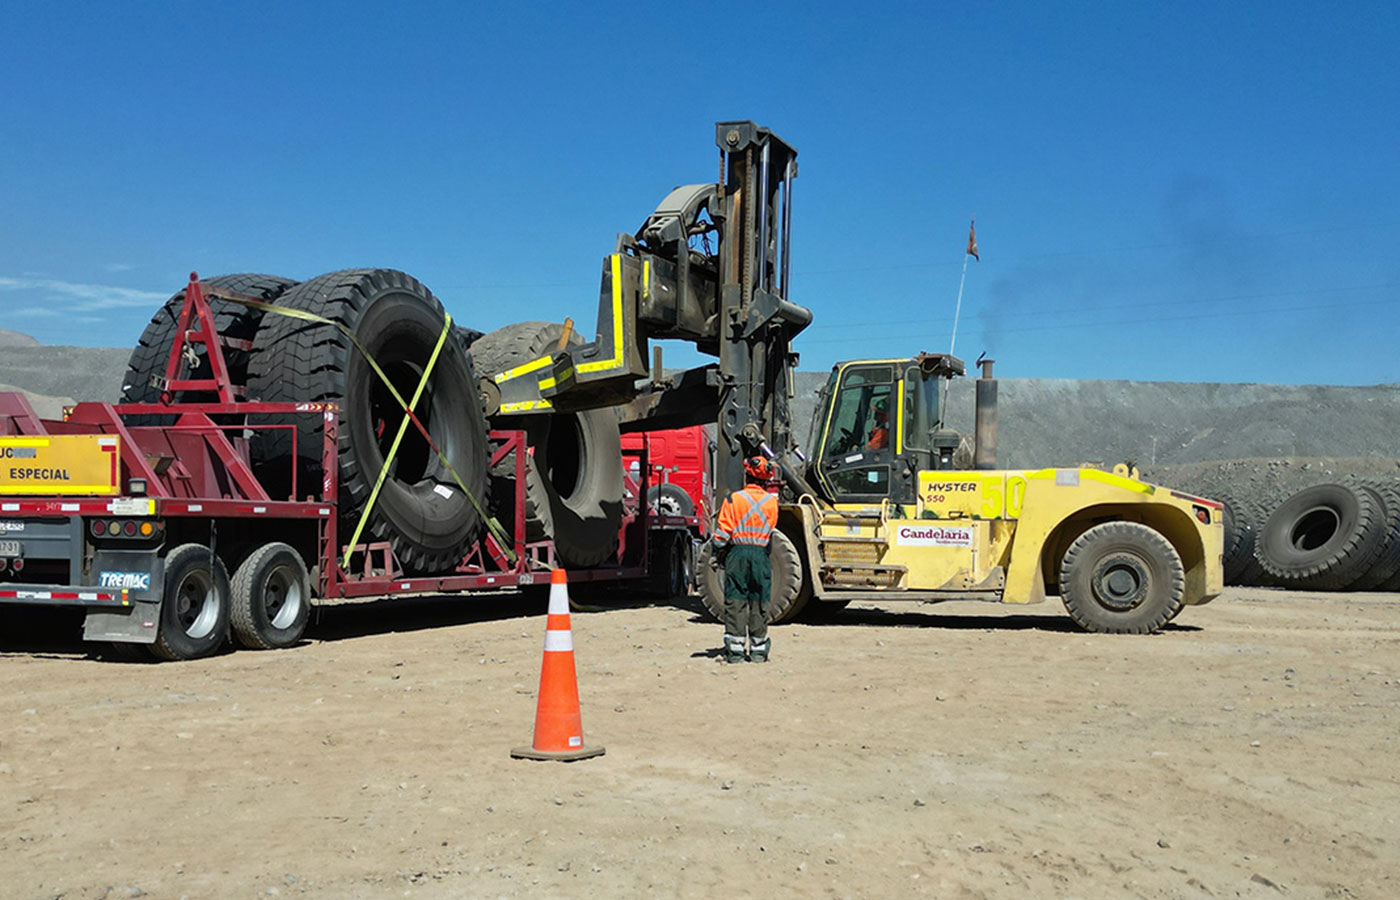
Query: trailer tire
[[230, 542, 311, 649], [649, 483, 695, 517], [474, 322, 623, 568], [153, 543, 231, 661], [697, 530, 805, 624], [1257, 483, 1385, 590], [122, 274, 297, 424], [1059, 521, 1184, 634], [247, 270, 490, 574]]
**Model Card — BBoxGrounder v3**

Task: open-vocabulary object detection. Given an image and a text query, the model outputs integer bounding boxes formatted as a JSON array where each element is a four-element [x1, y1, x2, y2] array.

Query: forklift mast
[[503, 121, 813, 499]]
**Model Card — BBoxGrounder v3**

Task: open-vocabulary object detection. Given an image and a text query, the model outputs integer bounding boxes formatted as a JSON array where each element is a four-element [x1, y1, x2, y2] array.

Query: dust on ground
[[1, 588, 1397, 899]]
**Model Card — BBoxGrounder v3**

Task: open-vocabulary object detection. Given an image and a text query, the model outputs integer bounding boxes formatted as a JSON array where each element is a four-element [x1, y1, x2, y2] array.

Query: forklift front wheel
[[1058, 522, 1185, 635], [153, 543, 232, 661]]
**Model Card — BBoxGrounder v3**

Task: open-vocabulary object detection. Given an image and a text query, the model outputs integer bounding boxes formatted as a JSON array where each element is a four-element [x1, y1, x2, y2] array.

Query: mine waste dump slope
[[3, 337, 1399, 591]]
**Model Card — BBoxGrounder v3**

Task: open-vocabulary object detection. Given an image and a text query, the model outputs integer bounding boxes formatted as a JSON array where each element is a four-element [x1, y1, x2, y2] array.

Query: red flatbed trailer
[[0, 280, 696, 660]]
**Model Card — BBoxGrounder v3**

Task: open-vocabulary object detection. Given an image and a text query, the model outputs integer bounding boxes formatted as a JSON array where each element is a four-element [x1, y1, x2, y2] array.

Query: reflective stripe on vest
[[728, 489, 776, 546]]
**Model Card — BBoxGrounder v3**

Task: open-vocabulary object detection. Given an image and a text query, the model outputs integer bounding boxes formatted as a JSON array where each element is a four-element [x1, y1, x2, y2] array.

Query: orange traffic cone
[[511, 569, 606, 761]]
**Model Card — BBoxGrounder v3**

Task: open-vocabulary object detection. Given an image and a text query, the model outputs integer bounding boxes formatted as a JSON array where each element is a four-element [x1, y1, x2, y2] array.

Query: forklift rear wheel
[[153, 543, 231, 661], [231, 542, 312, 650], [1058, 522, 1184, 634]]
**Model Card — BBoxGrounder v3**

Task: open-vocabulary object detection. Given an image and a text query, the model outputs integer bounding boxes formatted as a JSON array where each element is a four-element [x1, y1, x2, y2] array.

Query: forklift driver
[[867, 398, 890, 450]]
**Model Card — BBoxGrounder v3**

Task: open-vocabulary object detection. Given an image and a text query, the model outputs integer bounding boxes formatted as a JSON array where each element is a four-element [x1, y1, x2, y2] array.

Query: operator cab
[[810, 353, 964, 505]]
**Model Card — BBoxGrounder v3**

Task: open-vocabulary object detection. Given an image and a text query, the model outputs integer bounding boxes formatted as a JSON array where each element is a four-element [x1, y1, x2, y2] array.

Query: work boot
[[749, 637, 770, 663], [723, 633, 746, 664]]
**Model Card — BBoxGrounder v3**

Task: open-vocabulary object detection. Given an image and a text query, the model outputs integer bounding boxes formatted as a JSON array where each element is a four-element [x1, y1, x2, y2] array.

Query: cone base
[[510, 744, 606, 762]]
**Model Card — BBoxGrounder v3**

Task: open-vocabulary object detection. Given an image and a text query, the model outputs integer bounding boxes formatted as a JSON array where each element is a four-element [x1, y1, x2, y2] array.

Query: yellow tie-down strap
[[213, 292, 513, 567], [0, 435, 121, 495]]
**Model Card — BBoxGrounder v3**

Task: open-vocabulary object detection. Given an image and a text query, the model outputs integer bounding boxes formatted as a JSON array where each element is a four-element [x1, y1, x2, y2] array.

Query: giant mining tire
[[471, 322, 623, 568], [1058, 521, 1185, 634], [121, 274, 297, 424], [697, 530, 806, 625], [1257, 482, 1386, 590], [246, 269, 489, 575], [1347, 481, 1400, 591]]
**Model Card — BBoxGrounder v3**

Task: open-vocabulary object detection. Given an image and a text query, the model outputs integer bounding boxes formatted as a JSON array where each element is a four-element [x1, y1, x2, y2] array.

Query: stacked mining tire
[[121, 273, 298, 424], [1253, 481, 1387, 591], [470, 321, 624, 568], [246, 269, 490, 575]]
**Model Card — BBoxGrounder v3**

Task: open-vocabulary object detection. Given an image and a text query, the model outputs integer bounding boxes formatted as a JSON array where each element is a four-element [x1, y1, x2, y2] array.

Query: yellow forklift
[[481, 120, 1223, 634]]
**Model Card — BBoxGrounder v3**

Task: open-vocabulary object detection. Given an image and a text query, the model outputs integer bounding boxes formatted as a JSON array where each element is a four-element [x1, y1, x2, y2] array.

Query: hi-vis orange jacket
[[713, 484, 779, 547]]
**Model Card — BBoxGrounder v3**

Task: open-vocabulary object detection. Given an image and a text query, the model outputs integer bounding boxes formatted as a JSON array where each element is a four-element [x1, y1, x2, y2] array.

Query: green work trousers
[[723, 544, 771, 645]]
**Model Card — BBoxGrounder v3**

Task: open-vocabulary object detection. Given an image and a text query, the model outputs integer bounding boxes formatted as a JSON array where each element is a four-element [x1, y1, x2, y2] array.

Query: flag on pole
[[966, 217, 979, 261]]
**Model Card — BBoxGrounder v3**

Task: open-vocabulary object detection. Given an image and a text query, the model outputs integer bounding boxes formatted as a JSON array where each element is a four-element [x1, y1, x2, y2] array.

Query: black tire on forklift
[[121, 274, 298, 425], [472, 321, 623, 568], [696, 530, 805, 625], [1058, 521, 1185, 634], [153, 543, 232, 661], [230, 542, 312, 650], [1256, 482, 1385, 590], [246, 270, 490, 575]]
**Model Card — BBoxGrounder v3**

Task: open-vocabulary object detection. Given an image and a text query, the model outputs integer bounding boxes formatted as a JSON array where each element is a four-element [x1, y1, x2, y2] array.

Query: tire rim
[[173, 568, 219, 639], [263, 563, 304, 630], [1089, 552, 1150, 612]]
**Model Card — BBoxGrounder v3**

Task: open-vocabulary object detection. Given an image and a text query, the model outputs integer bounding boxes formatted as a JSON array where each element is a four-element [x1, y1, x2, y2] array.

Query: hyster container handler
[[485, 120, 1224, 632]]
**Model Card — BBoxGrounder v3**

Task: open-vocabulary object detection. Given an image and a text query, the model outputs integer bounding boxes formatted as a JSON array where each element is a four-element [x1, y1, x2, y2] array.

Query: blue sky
[[1, 2, 1396, 386]]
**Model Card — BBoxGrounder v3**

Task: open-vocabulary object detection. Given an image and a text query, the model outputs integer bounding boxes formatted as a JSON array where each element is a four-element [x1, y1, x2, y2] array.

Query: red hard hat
[[743, 455, 775, 480]]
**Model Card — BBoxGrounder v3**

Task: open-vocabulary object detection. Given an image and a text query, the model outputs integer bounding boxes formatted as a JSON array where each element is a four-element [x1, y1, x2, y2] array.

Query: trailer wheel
[[649, 483, 695, 517], [474, 322, 623, 568], [1257, 483, 1385, 590], [153, 543, 231, 661], [122, 273, 297, 424], [1059, 522, 1184, 634], [230, 542, 311, 650], [697, 530, 805, 624], [247, 270, 490, 574]]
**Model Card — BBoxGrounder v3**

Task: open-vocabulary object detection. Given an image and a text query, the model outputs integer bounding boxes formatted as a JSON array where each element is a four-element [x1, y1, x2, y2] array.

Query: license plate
[[0, 540, 19, 556]]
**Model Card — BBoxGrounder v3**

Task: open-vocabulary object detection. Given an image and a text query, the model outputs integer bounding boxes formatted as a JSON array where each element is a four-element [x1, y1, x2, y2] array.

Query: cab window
[[822, 365, 894, 457]]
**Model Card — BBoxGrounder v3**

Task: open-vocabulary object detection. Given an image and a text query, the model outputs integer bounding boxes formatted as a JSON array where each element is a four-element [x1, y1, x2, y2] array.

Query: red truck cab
[[621, 425, 714, 536]]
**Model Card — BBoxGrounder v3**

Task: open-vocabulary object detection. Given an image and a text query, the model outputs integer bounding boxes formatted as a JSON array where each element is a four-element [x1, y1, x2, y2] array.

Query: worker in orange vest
[[712, 455, 780, 663], [867, 398, 890, 450]]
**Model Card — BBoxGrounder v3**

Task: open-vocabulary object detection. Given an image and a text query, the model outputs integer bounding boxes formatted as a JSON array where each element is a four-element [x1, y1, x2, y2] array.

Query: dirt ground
[[1, 587, 1397, 900]]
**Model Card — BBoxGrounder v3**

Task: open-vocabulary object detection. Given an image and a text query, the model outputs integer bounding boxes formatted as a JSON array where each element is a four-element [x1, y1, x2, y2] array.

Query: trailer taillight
[[88, 519, 164, 540], [1193, 505, 1211, 524]]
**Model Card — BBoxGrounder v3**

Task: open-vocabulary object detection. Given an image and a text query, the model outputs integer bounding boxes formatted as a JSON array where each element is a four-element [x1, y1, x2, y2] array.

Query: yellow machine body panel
[[813, 466, 1224, 606], [0, 435, 121, 495]]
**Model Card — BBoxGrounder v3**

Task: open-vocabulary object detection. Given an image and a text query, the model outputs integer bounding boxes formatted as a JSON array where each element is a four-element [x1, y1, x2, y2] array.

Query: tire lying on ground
[[697, 530, 807, 625], [1347, 480, 1400, 591], [470, 321, 623, 568], [1256, 482, 1386, 590], [122, 274, 297, 423], [246, 269, 490, 575]]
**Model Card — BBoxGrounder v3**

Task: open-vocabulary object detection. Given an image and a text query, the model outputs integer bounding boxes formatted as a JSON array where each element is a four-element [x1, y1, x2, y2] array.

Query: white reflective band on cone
[[547, 583, 569, 615], [544, 630, 574, 652]]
